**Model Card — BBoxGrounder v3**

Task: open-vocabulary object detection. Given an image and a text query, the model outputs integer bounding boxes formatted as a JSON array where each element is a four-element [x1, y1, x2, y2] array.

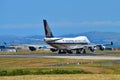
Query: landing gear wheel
[[76, 50, 81, 54], [58, 50, 66, 54], [83, 49, 86, 54], [67, 50, 73, 54]]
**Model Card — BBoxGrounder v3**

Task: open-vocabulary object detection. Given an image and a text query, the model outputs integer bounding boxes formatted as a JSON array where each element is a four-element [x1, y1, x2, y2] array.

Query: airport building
[[0, 46, 17, 52], [10, 44, 47, 51]]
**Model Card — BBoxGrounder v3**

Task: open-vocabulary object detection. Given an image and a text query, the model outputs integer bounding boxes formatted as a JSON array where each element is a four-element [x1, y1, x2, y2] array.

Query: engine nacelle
[[99, 45, 105, 51], [50, 48, 58, 52], [89, 47, 96, 52]]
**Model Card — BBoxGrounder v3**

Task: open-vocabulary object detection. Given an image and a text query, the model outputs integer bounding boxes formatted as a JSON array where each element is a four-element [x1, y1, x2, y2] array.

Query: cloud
[[51, 21, 120, 27], [0, 23, 41, 29], [80, 21, 120, 26], [1, 21, 120, 29]]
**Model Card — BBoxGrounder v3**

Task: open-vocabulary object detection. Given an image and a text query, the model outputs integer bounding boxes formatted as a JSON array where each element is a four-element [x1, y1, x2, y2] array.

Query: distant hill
[[59, 31, 120, 48], [0, 35, 44, 46], [0, 31, 120, 48], [25, 35, 44, 39]]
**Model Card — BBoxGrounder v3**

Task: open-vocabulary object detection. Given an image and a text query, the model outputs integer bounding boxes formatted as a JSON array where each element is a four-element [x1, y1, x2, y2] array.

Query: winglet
[[43, 20, 54, 38]]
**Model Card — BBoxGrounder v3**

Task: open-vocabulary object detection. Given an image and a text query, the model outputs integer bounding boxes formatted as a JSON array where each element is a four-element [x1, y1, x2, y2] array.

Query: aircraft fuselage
[[44, 36, 90, 49]]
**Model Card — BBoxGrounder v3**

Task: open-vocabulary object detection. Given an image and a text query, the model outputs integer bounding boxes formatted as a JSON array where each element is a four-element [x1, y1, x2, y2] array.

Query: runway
[[43, 56, 120, 60], [0, 53, 120, 60]]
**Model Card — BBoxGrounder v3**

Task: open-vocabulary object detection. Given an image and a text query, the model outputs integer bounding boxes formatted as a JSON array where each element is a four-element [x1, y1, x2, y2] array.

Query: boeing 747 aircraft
[[43, 20, 113, 54]]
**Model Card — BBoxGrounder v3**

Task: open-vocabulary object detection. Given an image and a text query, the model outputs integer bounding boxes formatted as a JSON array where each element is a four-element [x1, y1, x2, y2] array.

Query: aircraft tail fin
[[43, 20, 54, 38]]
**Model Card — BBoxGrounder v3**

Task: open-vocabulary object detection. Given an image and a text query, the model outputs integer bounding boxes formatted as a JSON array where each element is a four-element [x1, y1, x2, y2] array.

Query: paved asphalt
[[0, 52, 120, 60]]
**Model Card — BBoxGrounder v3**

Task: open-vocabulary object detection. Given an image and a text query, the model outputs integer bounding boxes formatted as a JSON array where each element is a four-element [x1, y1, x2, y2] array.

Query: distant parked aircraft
[[43, 19, 113, 54]]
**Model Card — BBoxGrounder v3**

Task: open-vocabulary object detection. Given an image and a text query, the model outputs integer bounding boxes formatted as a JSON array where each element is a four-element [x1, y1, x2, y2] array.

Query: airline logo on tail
[[43, 20, 54, 38]]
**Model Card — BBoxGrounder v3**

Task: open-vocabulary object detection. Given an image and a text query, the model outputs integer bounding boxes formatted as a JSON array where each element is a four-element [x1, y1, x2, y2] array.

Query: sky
[[1, 0, 120, 36]]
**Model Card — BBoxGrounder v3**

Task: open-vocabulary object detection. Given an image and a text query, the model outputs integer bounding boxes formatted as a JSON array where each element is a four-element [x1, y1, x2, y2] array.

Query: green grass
[[0, 58, 100, 69], [0, 69, 91, 76], [0, 58, 120, 76]]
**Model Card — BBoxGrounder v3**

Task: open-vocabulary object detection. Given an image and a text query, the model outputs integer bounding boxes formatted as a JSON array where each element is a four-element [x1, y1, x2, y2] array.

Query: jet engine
[[99, 45, 105, 51], [50, 48, 58, 52], [89, 47, 96, 52]]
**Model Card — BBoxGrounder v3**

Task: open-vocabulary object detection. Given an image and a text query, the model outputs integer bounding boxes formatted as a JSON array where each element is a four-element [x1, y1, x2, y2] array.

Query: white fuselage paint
[[44, 36, 90, 49]]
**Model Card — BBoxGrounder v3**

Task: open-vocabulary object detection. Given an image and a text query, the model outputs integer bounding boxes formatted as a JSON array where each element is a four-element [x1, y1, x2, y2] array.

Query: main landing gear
[[58, 49, 86, 54], [76, 49, 86, 54], [58, 50, 73, 54]]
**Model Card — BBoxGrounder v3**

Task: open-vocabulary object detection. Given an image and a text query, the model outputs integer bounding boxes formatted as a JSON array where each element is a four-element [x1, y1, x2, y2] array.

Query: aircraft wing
[[67, 42, 113, 50], [44, 38, 63, 42]]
